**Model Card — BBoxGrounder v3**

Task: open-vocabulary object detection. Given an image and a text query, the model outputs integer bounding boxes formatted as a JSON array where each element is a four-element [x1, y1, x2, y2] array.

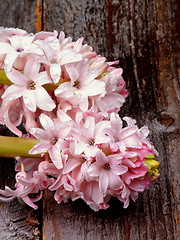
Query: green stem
[[0, 136, 41, 158], [0, 69, 60, 91]]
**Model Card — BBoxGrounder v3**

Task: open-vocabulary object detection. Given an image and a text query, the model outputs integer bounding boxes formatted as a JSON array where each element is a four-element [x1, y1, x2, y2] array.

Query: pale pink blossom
[[1, 57, 56, 112], [79, 180, 110, 211], [29, 114, 72, 169], [59, 31, 73, 49], [35, 35, 82, 83], [91, 68, 128, 113], [72, 36, 97, 60], [71, 115, 110, 157], [0, 169, 48, 210], [0, 98, 23, 136], [0, 34, 43, 71], [63, 140, 92, 183], [55, 59, 106, 111], [34, 30, 58, 41], [88, 150, 128, 194], [105, 113, 150, 152], [89, 55, 108, 76], [121, 152, 148, 185]]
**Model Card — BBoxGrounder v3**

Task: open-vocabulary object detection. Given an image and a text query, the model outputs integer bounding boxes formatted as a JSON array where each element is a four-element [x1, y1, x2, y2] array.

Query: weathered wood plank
[[42, 0, 180, 239], [0, 1, 43, 239]]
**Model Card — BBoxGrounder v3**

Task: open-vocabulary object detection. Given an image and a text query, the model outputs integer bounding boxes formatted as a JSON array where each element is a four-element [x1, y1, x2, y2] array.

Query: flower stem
[[0, 136, 41, 158], [0, 69, 12, 85], [0, 69, 60, 91]]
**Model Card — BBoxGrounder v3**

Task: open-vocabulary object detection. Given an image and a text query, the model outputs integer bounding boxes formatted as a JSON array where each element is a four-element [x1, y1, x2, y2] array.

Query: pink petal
[[0, 195, 15, 202], [50, 63, 61, 83], [110, 113, 123, 131], [39, 113, 54, 130], [65, 64, 79, 83], [49, 175, 62, 191], [0, 42, 14, 53], [23, 90, 36, 112], [2, 85, 24, 100], [29, 127, 51, 141], [63, 157, 81, 174], [60, 49, 82, 65], [111, 165, 128, 175], [6, 68, 29, 85], [91, 182, 104, 204], [123, 135, 142, 149], [22, 196, 38, 210], [17, 185, 34, 197], [73, 37, 83, 52], [138, 126, 149, 139], [129, 179, 149, 192], [58, 125, 72, 139], [85, 80, 105, 96], [96, 150, 108, 166], [4, 51, 19, 72], [81, 70, 98, 85], [35, 87, 56, 111], [76, 59, 89, 77], [34, 71, 52, 86], [87, 163, 99, 177], [119, 127, 138, 139], [99, 171, 109, 193], [95, 121, 111, 144], [62, 176, 73, 191], [54, 82, 74, 98], [78, 95, 88, 111], [3, 110, 22, 137], [83, 116, 95, 139], [97, 93, 125, 112], [24, 57, 40, 79], [49, 145, 63, 169], [8, 35, 33, 49], [29, 141, 51, 154], [108, 172, 123, 190]]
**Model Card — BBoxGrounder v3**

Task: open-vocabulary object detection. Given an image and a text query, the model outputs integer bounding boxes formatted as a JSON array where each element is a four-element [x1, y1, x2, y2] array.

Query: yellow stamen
[[51, 137, 58, 145], [73, 80, 80, 89], [27, 80, 36, 90], [88, 139, 95, 146], [104, 163, 110, 170]]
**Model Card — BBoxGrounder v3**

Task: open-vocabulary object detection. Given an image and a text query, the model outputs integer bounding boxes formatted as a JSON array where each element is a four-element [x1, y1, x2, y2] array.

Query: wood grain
[[42, 0, 180, 239], [0, 0, 179, 239], [0, 1, 43, 239]]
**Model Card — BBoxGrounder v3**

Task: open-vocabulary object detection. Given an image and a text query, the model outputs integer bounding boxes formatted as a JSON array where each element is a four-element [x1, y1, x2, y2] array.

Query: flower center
[[88, 139, 95, 146], [51, 137, 58, 145], [16, 48, 24, 53], [27, 80, 36, 90], [81, 157, 86, 163], [73, 80, 80, 89], [103, 163, 110, 170], [50, 59, 58, 64]]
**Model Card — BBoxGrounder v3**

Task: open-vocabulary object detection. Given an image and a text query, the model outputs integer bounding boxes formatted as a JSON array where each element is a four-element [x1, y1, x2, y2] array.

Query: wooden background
[[0, 0, 179, 239]]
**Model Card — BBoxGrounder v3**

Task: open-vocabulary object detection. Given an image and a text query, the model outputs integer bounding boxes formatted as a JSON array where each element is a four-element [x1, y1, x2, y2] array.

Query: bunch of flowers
[[0, 27, 159, 211]]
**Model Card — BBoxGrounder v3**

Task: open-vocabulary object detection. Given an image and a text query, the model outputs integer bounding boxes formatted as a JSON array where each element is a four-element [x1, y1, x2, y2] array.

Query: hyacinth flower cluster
[[0, 27, 159, 211]]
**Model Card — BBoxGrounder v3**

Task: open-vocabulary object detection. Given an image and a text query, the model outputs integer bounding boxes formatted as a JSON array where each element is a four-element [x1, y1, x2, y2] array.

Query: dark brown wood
[[0, 0, 179, 239], [42, 0, 180, 239], [0, 1, 43, 239]]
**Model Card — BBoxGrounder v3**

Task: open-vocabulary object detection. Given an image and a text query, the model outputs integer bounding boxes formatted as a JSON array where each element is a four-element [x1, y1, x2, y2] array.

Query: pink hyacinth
[[0, 27, 159, 211]]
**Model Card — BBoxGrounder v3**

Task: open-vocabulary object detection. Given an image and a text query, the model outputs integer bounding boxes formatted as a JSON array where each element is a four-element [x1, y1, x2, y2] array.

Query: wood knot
[[157, 112, 175, 126]]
